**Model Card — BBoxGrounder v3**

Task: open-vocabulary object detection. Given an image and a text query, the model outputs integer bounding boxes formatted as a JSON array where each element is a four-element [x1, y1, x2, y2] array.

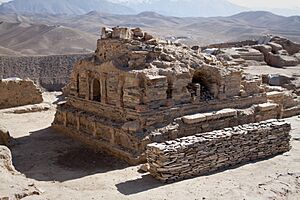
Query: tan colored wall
[[0, 79, 43, 109], [147, 120, 291, 182]]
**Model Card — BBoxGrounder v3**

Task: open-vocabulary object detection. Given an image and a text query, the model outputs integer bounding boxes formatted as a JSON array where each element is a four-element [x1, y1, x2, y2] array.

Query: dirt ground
[[0, 92, 300, 200]]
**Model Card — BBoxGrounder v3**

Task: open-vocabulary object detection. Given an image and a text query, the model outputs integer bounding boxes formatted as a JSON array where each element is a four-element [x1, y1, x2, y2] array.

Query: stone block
[[182, 113, 207, 124], [256, 103, 278, 112], [268, 42, 283, 53]]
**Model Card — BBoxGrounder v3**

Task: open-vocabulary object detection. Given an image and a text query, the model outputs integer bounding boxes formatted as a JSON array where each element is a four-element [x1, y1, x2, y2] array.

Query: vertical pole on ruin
[[195, 84, 201, 98]]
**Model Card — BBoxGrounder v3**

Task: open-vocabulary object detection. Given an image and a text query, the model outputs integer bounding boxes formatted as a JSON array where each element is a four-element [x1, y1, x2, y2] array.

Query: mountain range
[[0, 0, 299, 56], [0, 10, 300, 56], [0, 0, 134, 15], [0, 0, 247, 17]]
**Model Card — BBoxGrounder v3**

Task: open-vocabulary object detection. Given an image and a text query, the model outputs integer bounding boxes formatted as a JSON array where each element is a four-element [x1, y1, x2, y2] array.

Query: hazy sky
[[0, 0, 299, 9], [228, 0, 300, 9]]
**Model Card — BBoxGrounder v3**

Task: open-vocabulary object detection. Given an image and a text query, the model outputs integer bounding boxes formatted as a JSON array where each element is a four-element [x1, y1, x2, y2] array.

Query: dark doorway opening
[[191, 71, 217, 101], [92, 79, 101, 102], [77, 74, 80, 94]]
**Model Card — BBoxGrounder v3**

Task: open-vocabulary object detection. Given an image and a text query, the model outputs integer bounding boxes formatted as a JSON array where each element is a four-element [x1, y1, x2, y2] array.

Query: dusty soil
[[0, 92, 300, 200]]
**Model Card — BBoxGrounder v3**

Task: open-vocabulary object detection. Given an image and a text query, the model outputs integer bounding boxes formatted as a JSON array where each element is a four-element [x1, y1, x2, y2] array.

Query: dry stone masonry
[[0, 78, 43, 109], [0, 54, 91, 91], [147, 119, 291, 182], [52, 27, 299, 164]]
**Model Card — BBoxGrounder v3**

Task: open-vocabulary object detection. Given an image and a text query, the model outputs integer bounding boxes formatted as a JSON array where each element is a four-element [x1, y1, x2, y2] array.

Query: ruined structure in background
[[204, 35, 300, 68], [0, 78, 43, 109], [52, 27, 299, 165]]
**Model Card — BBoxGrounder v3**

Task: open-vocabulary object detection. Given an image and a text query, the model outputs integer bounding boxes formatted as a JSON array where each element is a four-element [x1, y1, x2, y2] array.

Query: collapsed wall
[[147, 119, 291, 182], [0, 54, 91, 91], [0, 145, 43, 199], [0, 126, 10, 146], [0, 78, 43, 109], [0, 145, 16, 173]]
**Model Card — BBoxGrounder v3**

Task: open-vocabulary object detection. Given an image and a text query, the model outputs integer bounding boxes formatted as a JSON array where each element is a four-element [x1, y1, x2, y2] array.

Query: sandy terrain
[[0, 92, 300, 200]]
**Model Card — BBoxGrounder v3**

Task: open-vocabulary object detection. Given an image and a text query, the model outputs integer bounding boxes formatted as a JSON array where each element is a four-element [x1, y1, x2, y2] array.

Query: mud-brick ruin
[[0, 78, 43, 109], [52, 27, 298, 173]]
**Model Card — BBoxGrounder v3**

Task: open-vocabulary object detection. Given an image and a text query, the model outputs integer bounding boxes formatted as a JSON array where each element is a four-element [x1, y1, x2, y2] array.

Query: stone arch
[[92, 79, 101, 102], [191, 67, 222, 99]]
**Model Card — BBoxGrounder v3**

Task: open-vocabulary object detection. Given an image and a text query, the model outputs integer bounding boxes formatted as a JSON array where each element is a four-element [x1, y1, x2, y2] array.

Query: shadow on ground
[[115, 152, 293, 195], [116, 174, 164, 195], [10, 127, 129, 182], [52, 94, 66, 105]]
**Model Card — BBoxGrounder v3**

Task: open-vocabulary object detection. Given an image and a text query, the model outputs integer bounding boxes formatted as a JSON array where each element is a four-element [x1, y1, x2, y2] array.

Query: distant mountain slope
[[0, 0, 134, 15], [124, 0, 246, 17], [0, 0, 246, 17], [0, 45, 22, 56], [0, 11, 300, 55], [0, 21, 97, 55], [65, 11, 300, 43], [229, 11, 300, 30]]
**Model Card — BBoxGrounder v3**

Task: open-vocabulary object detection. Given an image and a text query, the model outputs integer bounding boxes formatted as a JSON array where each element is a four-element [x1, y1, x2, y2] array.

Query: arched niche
[[92, 79, 101, 102], [191, 67, 222, 99]]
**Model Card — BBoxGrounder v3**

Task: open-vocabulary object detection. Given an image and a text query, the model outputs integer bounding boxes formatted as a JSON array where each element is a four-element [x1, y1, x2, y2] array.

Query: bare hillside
[[0, 11, 300, 55], [0, 21, 97, 55], [0, 0, 134, 15]]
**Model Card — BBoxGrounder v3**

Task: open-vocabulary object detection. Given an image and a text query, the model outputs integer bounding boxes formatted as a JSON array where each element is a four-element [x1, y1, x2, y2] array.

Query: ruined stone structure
[[0, 145, 16, 173], [0, 78, 43, 109], [147, 119, 291, 182], [52, 27, 298, 164], [0, 126, 10, 146], [206, 35, 300, 68]]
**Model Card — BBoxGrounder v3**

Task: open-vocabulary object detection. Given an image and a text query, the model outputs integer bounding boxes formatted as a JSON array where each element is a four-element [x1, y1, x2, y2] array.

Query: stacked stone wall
[[147, 120, 291, 182], [0, 54, 91, 91]]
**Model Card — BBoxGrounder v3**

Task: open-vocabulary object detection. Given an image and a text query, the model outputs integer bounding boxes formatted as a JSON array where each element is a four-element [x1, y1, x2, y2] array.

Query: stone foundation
[[53, 98, 282, 164], [147, 120, 291, 182]]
